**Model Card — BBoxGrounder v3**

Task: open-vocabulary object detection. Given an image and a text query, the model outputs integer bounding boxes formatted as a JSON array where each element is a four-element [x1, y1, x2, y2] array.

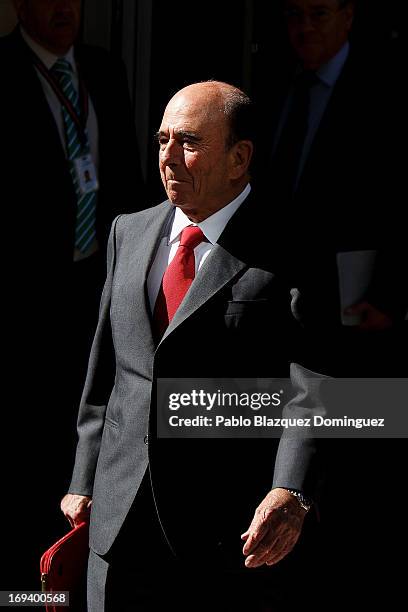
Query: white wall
[[0, 0, 17, 36]]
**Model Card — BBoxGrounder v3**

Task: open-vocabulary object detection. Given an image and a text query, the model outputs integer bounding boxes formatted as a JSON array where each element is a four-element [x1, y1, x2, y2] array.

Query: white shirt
[[147, 183, 251, 312], [21, 27, 99, 260], [21, 27, 99, 167]]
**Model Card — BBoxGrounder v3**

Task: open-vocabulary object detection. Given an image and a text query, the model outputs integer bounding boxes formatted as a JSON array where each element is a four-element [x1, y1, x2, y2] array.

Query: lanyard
[[31, 53, 89, 142]]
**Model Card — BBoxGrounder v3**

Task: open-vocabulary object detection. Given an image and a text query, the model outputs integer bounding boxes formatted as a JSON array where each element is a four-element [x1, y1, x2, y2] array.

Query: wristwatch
[[286, 489, 313, 513]]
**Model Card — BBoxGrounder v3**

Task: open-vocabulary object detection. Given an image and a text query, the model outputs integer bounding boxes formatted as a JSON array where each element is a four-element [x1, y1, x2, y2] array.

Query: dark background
[[78, 0, 404, 204]]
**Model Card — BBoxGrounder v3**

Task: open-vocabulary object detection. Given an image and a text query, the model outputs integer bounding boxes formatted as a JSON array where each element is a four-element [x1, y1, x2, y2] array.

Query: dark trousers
[[88, 475, 291, 612]]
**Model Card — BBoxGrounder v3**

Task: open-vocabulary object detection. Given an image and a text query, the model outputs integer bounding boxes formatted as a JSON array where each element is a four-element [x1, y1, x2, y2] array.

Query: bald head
[[158, 81, 254, 222], [168, 81, 254, 150]]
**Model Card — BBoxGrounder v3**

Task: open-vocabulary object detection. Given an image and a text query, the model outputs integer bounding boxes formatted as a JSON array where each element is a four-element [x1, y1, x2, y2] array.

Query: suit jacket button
[[144, 435, 149, 445]]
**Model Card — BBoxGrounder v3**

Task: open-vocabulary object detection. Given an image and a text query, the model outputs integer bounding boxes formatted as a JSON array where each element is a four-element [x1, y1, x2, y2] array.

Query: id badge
[[73, 154, 99, 195]]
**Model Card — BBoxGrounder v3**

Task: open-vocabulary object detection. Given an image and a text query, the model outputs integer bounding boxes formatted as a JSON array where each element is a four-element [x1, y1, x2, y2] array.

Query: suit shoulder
[[0, 31, 16, 50], [116, 201, 173, 231], [0, 30, 24, 64], [77, 43, 109, 61], [76, 44, 129, 93], [0, 31, 35, 90], [0, 34, 10, 54], [76, 44, 125, 73]]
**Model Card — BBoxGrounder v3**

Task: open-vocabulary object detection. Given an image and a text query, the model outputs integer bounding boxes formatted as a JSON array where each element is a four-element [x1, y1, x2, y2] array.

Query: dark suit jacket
[[0, 28, 144, 267], [253, 44, 407, 599], [0, 27, 145, 397], [0, 29, 145, 589], [68, 193, 322, 562], [254, 46, 406, 376]]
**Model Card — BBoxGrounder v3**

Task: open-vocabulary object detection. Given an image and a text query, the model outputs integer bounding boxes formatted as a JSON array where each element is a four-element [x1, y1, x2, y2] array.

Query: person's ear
[[228, 140, 254, 180], [344, 3, 355, 31]]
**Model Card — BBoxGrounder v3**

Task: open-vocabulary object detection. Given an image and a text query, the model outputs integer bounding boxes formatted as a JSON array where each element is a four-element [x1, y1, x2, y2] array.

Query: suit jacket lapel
[[76, 46, 101, 124], [126, 202, 174, 344], [302, 54, 355, 174], [11, 28, 67, 162]]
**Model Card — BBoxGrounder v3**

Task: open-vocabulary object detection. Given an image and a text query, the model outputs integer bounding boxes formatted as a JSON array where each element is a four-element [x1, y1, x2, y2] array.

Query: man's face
[[284, 0, 354, 69], [158, 87, 236, 222], [14, 0, 81, 54]]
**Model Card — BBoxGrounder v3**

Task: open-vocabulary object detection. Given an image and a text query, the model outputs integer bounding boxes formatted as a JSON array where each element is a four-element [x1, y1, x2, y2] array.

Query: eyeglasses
[[284, 6, 344, 26]]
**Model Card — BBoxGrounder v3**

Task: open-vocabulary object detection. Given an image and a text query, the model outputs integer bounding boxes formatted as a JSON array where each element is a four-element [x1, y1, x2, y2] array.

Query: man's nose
[[160, 139, 182, 165], [299, 15, 317, 32]]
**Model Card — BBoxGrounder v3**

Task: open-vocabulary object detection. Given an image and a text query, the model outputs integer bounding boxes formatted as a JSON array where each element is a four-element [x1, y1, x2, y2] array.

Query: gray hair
[[204, 81, 255, 150], [223, 89, 255, 149]]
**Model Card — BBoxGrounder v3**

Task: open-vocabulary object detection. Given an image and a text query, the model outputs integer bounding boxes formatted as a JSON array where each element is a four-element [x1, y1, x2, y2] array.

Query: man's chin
[[167, 190, 190, 208], [48, 30, 77, 52], [169, 198, 190, 210], [297, 46, 324, 69]]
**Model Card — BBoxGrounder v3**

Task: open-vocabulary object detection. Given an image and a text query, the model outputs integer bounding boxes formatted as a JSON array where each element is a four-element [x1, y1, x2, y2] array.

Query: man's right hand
[[61, 494, 92, 528]]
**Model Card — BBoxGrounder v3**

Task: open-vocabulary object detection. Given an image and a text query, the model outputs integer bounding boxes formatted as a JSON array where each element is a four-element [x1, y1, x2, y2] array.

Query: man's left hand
[[241, 488, 307, 568]]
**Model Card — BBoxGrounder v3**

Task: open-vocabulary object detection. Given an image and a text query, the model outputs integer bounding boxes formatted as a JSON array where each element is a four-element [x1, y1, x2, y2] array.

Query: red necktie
[[153, 225, 205, 338]]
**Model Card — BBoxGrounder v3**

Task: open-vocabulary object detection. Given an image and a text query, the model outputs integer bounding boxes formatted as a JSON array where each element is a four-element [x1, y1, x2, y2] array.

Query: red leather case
[[40, 522, 89, 611]]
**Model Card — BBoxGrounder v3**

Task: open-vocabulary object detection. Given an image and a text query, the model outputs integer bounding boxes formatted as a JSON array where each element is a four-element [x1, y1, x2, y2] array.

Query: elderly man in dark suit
[[0, 0, 143, 591], [61, 81, 321, 611]]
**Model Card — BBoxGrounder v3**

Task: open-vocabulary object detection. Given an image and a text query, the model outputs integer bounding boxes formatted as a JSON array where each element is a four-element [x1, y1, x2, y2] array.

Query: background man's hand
[[241, 488, 307, 568], [345, 301, 393, 330], [61, 494, 92, 528]]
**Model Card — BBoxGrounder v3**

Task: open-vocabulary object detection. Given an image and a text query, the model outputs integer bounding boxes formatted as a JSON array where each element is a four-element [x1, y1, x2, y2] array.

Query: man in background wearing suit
[[254, 1, 406, 604], [257, 0, 405, 357], [61, 81, 321, 611], [0, 0, 144, 591]]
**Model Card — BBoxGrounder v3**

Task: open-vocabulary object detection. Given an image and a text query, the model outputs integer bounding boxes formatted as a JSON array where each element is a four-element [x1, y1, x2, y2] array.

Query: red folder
[[40, 522, 89, 612]]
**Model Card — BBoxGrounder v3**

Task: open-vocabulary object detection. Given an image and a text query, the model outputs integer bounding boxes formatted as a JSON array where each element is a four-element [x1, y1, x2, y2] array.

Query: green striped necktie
[[52, 58, 97, 254]]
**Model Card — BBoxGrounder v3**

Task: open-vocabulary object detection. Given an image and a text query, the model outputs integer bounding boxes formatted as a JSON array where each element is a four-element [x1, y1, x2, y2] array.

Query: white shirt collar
[[20, 26, 76, 73], [317, 41, 350, 87], [169, 183, 251, 245]]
